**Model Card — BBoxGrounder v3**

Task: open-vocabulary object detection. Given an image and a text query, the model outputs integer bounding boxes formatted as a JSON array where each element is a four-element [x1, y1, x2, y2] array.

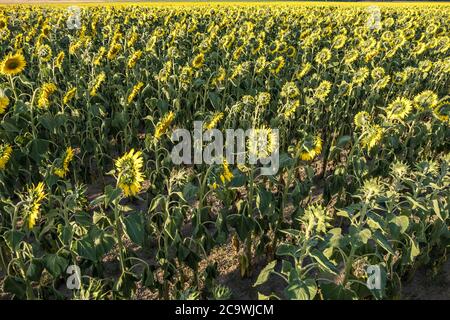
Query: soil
[[402, 257, 450, 300]]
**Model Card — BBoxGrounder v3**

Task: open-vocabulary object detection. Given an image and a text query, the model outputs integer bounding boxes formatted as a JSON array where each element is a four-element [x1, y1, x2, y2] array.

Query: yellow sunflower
[[0, 144, 12, 170], [298, 135, 322, 161], [361, 125, 383, 151], [386, 97, 412, 121], [354, 111, 371, 129], [1, 52, 26, 76], [0, 95, 9, 115], [115, 149, 145, 197]]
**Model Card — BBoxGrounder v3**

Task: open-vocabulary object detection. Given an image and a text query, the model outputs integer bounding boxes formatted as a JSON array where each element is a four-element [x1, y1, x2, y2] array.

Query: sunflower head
[[297, 135, 322, 161], [414, 90, 439, 111], [386, 97, 412, 121], [1, 52, 26, 76], [433, 99, 449, 123], [361, 124, 383, 151], [354, 111, 371, 129], [115, 149, 145, 197]]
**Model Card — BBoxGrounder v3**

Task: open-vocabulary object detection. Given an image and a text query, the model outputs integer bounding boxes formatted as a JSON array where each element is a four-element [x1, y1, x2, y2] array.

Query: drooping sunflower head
[[313, 80, 332, 102], [255, 92, 271, 107], [433, 99, 449, 123], [205, 112, 224, 130], [280, 81, 300, 100], [36, 44, 52, 62], [37, 82, 57, 109], [0, 94, 9, 115], [0, 143, 12, 170], [413, 90, 439, 111], [154, 111, 175, 141], [219, 159, 233, 184], [298, 135, 322, 161], [352, 67, 369, 86], [0, 17, 8, 29], [354, 111, 371, 129], [1, 52, 26, 76], [386, 97, 413, 121], [115, 149, 145, 197], [361, 124, 383, 151], [25, 182, 46, 229]]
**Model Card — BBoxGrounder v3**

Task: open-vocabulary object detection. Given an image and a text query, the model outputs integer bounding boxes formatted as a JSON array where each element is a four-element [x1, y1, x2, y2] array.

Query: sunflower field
[[0, 2, 449, 300]]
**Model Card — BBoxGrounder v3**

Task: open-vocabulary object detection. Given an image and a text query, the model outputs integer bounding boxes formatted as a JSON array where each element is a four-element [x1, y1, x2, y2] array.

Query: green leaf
[[254, 260, 277, 287], [284, 279, 317, 300], [373, 230, 395, 255], [320, 282, 356, 300], [391, 215, 409, 234], [4, 230, 25, 251], [310, 249, 338, 275], [3, 276, 27, 299], [124, 212, 145, 247], [44, 254, 68, 278]]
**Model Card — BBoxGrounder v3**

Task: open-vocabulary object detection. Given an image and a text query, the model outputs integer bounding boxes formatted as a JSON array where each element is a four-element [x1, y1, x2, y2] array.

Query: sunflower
[[115, 149, 145, 197], [0, 144, 12, 170], [344, 49, 359, 65], [354, 111, 371, 128], [107, 42, 122, 60], [373, 75, 390, 90], [314, 80, 332, 102], [24, 182, 46, 229], [0, 17, 8, 29], [54, 51, 64, 70], [298, 135, 322, 161], [314, 48, 331, 65], [280, 81, 300, 100], [283, 100, 300, 120], [54, 147, 75, 178], [386, 97, 413, 121], [90, 72, 106, 97], [286, 46, 296, 58], [352, 67, 369, 86], [63, 87, 77, 105], [332, 34, 347, 49], [1, 52, 26, 76], [127, 50, 142, 69], [254, 56, 267, 74], [361, 177, 384, 200], [36, 44, 52, 62], [433, 99, 449, 123], [418, 60, 433, 73], [256, 92, 271, 107], [205, 112, 224, 130], [269, 56, 285, 75], [219, 160, 233, 184], [94, 47, 106, 66], [294, 62, 312, 80], [211, 67, 226, 87], [248, 126, 278, 159], [127, 82, 144, 104], [192, 53, 205, 69], [37, 83, 57, 109], [390, 161, 409, 179], [154, 111, 175, 141], [361, 125, 383, 151], [371, 67, 385, 81], [0, 95, 9, 115], [413, 90, 438, 111]]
